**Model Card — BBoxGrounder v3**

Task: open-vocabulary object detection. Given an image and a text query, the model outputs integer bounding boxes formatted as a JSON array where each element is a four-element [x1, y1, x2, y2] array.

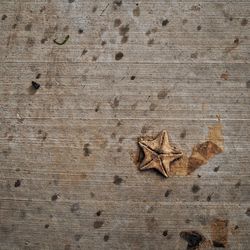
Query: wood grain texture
[[0, 0, 250, 249]]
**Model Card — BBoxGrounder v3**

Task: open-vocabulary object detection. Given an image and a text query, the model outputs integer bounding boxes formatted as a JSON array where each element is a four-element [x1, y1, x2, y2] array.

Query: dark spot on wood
[[221, 72, 228, 80], [234, 37, 239, 45], [182, 19, 188, 25], [191, 5, 201, 11], [41, 38, 47, 44], [83, 143, 91, 156], [26, 37, 35, 47], [93, 220, 104, 229], [213, 241, 225, 248], [7, 135, 13, 141], [118, 137, 124, 144], [234, 225, 239, 230], [119, 24, 129, 43], [81, 48, 88, 56], [130, 76, 136, 80], [96, 210, 102, 216], [149, 103, 157, 111], [92, 56, 97, 61], [162, 19, 169, 26], [214, 166, 220, 172], [244, 80, 250, 89], [44, 224, 49, 229], [164, 189, 172, 198], [145, 29, 151, 36], [146, 206, 154, 213], [74, 234, 82, 241], [117, 146, 122, 152], [211, 218, 228, 248], [191, 184, 200, 193], [113, 0, 122, 7], [241, 18, 248, 26], [101, 40, 107, 46], [121, 35, 128, 43], [235, 180, 241, 188], [14, 179, 21, 187], [245, 208, 250, 216], [114, 18, 121, 27], [191, 52, 198, 59], [25, 241, 30, 246], [68, 0, 75, 3], [180, 129, 187, 139], [40, 6, 46, 13], [162, 230, 168, 236], [180, 231, 206, 250], [71, 203, 80, 213], [2, 14, 7, 20], [12, 23, 17, 29], [115, 52, 124, 60], [95, 103, 100, 112], [78, 28, 83, 34], [110, 97, 119, 108], [185, 219, 191, 224], [113, 175, 123, 185], [38, 130, 47, 140], [157, 89, 169, 99], [111, 132, 116, 139], [92, 6, 97, 13], [141, 125, 151, 134], [36, 73, 41, 79], [197, 25, 201, 31], [119, 24, 129, 36], [147, 38, 154, 46], [207, 193, 213, 201], [133, 6, 140, 17], [15, 14, 22, 22], [51, 194, 58, 201], [90, 192, 95, 198], [104, 234, 109, 241], [25, 23, 32, 31], [29, 81, 41, 94]]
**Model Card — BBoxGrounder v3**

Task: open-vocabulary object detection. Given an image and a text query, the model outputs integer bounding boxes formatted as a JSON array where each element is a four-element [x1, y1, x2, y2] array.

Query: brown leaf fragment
[[210, 218, 229, 248], [187, 141, 222, 174], [208, 122, 224, 151], [169, 153, 189, 176]]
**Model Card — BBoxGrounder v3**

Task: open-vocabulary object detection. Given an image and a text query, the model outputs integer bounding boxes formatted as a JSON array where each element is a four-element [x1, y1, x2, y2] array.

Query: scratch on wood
[[53, 35, 70, 45], [100, 3, 110, 16]]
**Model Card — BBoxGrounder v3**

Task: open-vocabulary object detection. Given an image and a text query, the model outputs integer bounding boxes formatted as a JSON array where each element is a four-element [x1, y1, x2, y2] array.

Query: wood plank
[[0, 0, 250, 249]]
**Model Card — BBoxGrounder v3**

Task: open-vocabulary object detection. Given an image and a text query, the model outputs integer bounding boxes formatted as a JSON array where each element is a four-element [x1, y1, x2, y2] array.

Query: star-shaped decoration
[[138, 130, 183, 177]]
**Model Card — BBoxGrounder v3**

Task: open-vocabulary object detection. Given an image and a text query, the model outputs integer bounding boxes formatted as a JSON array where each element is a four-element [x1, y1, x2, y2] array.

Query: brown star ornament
[[138, 130, 183, 177]]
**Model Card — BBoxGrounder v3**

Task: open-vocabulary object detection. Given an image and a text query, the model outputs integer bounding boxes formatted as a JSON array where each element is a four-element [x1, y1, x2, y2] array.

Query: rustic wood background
[[0, 0, 250, 249]]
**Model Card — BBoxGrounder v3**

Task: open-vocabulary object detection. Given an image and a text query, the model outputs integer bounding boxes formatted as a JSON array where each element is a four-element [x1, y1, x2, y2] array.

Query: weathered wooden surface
[[0, 0, 250, 249]]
